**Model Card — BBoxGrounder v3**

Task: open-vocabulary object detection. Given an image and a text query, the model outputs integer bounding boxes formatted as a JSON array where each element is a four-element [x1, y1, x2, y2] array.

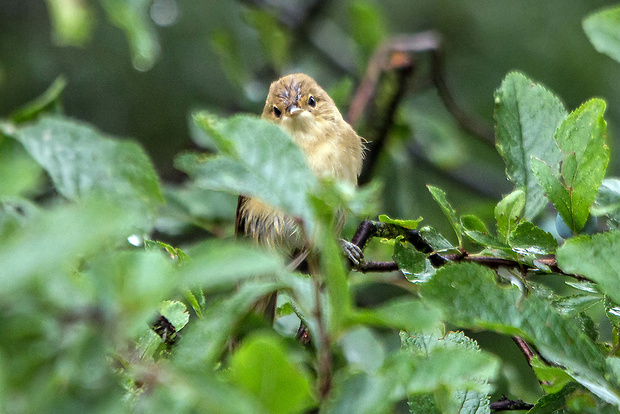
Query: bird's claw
[[341, 239, 364, 269]]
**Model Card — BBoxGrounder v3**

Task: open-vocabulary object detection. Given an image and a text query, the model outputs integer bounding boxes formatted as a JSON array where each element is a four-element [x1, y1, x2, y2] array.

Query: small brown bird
[[235, 73, 365, 320]]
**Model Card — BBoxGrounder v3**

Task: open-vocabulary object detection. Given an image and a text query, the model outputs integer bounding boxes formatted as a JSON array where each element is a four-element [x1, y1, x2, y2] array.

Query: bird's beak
[[288, 105, 302, 116]]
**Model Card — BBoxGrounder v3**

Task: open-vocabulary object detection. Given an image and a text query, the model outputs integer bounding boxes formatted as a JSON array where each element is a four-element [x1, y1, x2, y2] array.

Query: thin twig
[[308, 253, 332, 399], [490, 396, 534, 412]]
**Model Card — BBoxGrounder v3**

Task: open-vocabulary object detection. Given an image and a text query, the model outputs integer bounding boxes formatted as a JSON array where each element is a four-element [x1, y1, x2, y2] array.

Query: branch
[[490, 396, 534, 412], [350, 220, 590, 282]]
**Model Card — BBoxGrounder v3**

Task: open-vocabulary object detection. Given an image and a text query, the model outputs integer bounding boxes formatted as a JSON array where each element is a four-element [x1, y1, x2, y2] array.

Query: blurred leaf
[[557, 231, 620, 305], [494, 189, 525, 243], [323, 370, 393, 414], [45, 0, 94, 47], [244, 9, 290, 70], [0, 138, 43, 198], [179, 239, 284, 290], [422, 262, 620, 407], [158, 300, 189, 332], [100, 0, 160, 71], [351, 297, 442, 333], [211, 29, 247, 86], [177, 113, 318, 233], [0, 197, 134, 294], [427, 185, 463, 247], [228, 333, 314, 414], [173, 281, 284, 368], [583, 5, 620, 64], [531, 99, 609, 234], [339, 327, 386, 374], [9, 76, 67, 124], [13, 116, 164, 225], [349, 0, 387, 64], [508, 221, 557, 255], [494, 72, 565, 220], [379, 214, 422, 229], [86, 250, 176, 336], [554, 294, 602, 317], [594, 178, 620, 230], [145, 239, 189, 262], [0, 197, 39, 236]]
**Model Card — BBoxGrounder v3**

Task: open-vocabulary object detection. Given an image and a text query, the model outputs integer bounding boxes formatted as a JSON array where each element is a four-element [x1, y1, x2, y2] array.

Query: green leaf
[[351, 297, 442, 333], [13, 116, 163, 222], [100, 0, 160, 71], [174, 281, 283, 368], [45, 0, 94, 47], [508, 221, 558, 255], [379, 214, 422, 230], [0, 197, 135, 294], [244, 9, 290, 70], [393, 238, 428, 276], [460, 214, 488, 234], [210, 29, 248, 87], [494, 72, 566, 220], [9, 76, 67, 124], [495, 189, 525, 243], [530, 356, 575, 394], [418, 226, 456, 253], [0, 138, 43, 198], [422, 262, 620, 407], [402, 330, 493, 414], [349, 0, 387, 63], [464, 230, 509, 250], [339, 327, 386, 374], [527, 382, 581, 413], [158, 300, 189, 332], [228, 333, 314, 414], [179, 239, 284, 290], [323, 370, 393, 414], [176, 113, 318, 233], [584, 6, 620, 64], [594, 178, 620, 230], [532, 99, 609, 233], [557, 231, 620, 305], [427, 185, 463, 247]]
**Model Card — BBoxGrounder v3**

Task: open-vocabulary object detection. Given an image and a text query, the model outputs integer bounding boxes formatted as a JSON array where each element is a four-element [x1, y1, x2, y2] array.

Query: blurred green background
[[2, 0, 619, 405]]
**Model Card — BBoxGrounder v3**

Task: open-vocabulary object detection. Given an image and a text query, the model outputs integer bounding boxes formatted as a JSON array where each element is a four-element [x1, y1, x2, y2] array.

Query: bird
[[235, 73, 365, 322]]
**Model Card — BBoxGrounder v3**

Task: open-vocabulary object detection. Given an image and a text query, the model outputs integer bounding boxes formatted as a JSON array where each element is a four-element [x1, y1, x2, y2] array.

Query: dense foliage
[[4, 2, 620, 414]]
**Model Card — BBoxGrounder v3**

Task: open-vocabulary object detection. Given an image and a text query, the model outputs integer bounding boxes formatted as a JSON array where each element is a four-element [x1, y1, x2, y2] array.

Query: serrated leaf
[[228, 333, 314, 414], [495, 190, 525, 243], [508, 221, 558, 255], [176, 113, 318, 234], [427, 185, 463, 247], [402, 330, 493, 414], [422, 262, 620, 407], [494, 72, 566, 220], [584, 6, 620, 64], [532, 99, 609, 233], [557, 231, 620, 305], [465, 230, 509, 250], [527, 382, 581, 413], [379, 214, 422, 230], [13, 116, 163, 220]]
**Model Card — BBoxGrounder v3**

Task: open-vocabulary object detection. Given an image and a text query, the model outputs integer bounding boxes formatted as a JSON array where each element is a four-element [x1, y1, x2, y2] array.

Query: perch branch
[[490, 396, 534, 412]]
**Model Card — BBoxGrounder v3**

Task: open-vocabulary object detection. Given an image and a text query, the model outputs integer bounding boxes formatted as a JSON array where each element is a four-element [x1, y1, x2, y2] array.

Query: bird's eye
[[273, 106, 282, 118], [308, 96, 316, 107]]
